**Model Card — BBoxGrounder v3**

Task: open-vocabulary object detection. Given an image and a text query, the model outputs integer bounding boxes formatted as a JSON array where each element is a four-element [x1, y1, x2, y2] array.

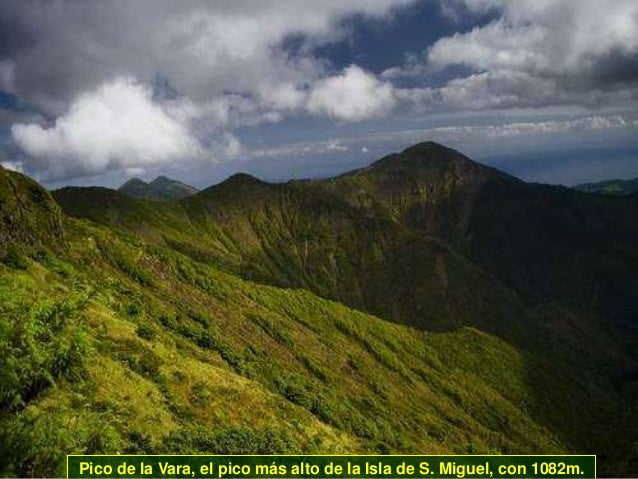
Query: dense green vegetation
[[54, 144, 638, 329], [1, 142, 637, 476]]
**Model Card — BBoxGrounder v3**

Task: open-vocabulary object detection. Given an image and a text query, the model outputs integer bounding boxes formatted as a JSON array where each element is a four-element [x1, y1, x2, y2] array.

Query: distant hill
[[574, 177, 638, 195], [119, 175, 198, 201]]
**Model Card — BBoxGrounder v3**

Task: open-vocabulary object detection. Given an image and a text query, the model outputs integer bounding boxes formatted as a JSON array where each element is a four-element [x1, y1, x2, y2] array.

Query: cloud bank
[[2, 0, 410, 180], [422, 0, 638, 110], [11, 78, 201, 180], [2, 0, 638, 183]]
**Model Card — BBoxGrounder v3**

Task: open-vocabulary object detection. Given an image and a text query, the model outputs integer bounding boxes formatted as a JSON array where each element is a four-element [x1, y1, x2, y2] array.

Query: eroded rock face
[[0, 165, 66, 252]]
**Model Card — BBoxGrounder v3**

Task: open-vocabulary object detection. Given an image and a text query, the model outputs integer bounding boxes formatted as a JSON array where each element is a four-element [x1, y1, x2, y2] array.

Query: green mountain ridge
[[52, 142, 638, 390], [1, 142, 637, 476], [575, 176, 638, 195], [54, 143, 638, 352], [119, 175, 198, 201]]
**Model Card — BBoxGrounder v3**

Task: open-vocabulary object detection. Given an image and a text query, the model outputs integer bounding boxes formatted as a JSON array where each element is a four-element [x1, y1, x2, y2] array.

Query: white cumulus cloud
[[388, 0, 638, 113], [11, 78, 201, 180], [1, 1, 412, 117], [1, 1, 415, 182], [429, 0, 638, 77], [307, 65, 397, 121]]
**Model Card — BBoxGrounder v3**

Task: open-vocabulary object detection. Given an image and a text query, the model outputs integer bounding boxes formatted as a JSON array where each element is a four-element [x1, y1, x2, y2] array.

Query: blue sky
[[0, 0, 637, 189]]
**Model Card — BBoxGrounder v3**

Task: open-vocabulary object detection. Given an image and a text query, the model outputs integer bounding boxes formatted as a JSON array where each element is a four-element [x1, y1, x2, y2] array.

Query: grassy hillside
[[2, 144, 637, 476], [0, 212, 631, 477], [53, 143, 638, 367]]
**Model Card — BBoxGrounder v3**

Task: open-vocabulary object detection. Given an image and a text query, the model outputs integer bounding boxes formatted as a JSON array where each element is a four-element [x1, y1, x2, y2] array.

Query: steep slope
[[462, 179, 638, 325], [7, 153, 638, 475], [0, 165, 65, 253], [575, 177, 638, 195], [52, 143, 638, 364], [55, 146, 527, 336], [3, 207, 623, 476], [119, 176, 198, 201], [180, 169, 531, 337]]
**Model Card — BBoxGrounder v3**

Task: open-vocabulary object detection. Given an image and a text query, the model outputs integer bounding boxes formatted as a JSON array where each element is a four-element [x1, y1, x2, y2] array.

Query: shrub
[[136, 324, 156, 341], [126, 299, 144, 318], [162, 425, 295, 454], [274, 374, 315, 409], [124, 431, 155, 454], [189, 382, 212, 407], [0, 296, 89, 411], [107, 339, 163, 381], [0, 408, 122, 477], [1, 245, 30, 270]]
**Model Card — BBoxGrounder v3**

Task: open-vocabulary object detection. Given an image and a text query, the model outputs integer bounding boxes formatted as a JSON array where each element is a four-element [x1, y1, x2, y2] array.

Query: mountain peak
[[224, 172, 263, 185], [372, 141, 473, 167], [121, 177, 147, 188], [365, 141, 505, 184], [150, 175, 173, 186], [197, 173, 267, 200], [403, 140, 452, 153], [118, 175, 198, 201]]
